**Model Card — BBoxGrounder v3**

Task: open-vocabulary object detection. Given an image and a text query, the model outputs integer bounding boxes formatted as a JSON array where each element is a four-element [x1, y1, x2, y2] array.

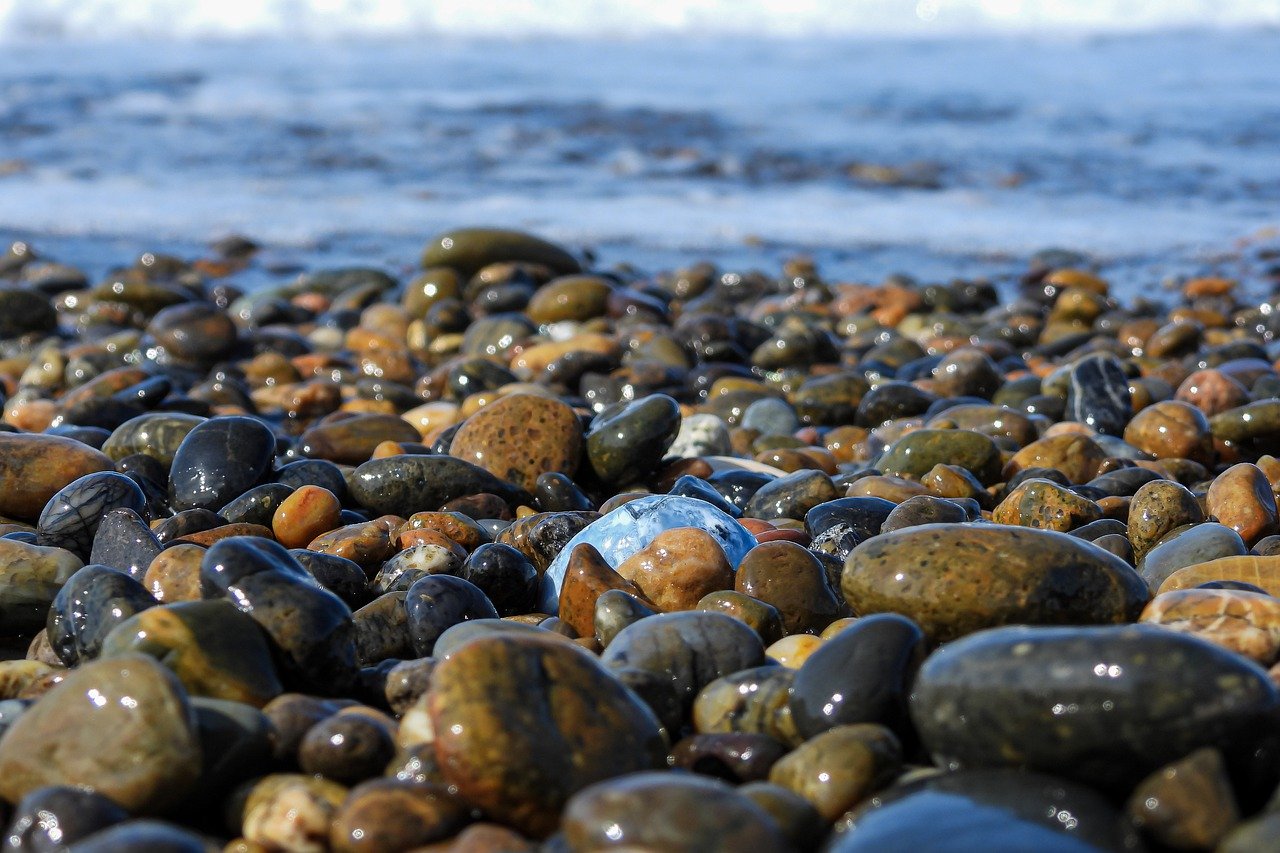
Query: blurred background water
[[1, 0, 1278, 297]]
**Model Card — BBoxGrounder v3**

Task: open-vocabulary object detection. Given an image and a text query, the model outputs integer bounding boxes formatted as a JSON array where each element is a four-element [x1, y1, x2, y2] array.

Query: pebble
[[448, 393, 583, 491], [46, 563, 156, 665], [1125, 747, 1240, 850], [426, 634, 666, 837], [768, 723, 902, 821], [842, 523, 1150, 642], [329, 779, 469, 853], [1207, 462, 1280, 545], [0, 538, 82, 635], [561, 771, 788, 852], [584, 393, 682, 484], [272, 485, 343, 549], [616, 527, 734, 611], [0, 654, 201, 813], [910, 624, 1280, 797], [168, 416, 277, 513], [734, 540, 845, 634], [1067, 353, 1132, 436], [668, 412, 733, 458], [90, 506, 162, 579], [991, 478, 1102, 531], [877, 428, 1003, 484], [348, 453, 531, 518], [37, 471, 147, 560]]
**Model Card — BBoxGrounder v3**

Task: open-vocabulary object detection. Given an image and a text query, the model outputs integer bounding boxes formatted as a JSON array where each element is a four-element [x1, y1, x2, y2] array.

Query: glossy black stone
[[404, 574, 499, 656], [275, 458, 350, 503], [534, 472, 595, 513], [289, 549, 370, 610], [219, 482, 294, 527], [168, 416, 277, 512], [154, 508, 226, 544], [584, 394, 682, 485], [1067, 354, 1132, 437], [461, 542, 540, 617], [46, 564, 157, 665], [2, 785, 129, 852], [349, 454, 531, 518]]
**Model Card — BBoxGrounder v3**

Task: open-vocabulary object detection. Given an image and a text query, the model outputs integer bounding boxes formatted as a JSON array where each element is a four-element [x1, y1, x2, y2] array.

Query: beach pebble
[[668, 412, 733, 458], [734, 540, 844, 634], [910, 624, 1280, 796], [0, 433, 115, 522], [448, 393, 582, 491], [842, 523, 1149, 642], [1127, 479, 1205, 561], [169, 416, 277, 512], [991, 478, 1101, 531], [426, 634, 666, 837], [0, 538, 83, 635], [404, 574, 499, 656], [349, 454, 531, 518], [877, 428, 1002, 484], [329, 779, 469, 853], [768, 723, 902, 821], [615, 527, 734, 611], [46, 564, 156, 665], [1207, 462, 1279, 545], [1125, 747, 1240, 850], [90, 506, 162, 579], [585, 394, 682, 485], [0, 654, 201, 813]]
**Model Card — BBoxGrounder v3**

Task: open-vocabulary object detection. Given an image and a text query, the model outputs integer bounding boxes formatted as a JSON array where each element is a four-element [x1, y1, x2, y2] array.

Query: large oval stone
[[298, 413, 421, 466], [0, 538, 82, 635], [0, 433, 114, 522], [910, 624, 1280, 797], [0, 654, 201, 813], [420, 227, 581, 278], [841, 523, 1149, 642], [426, 634, 665, 838]]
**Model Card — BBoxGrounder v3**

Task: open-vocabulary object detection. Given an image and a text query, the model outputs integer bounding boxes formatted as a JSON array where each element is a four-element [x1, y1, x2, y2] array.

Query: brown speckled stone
[[735, 541, 845, 635], [992, 478, 1101, 532], [1207, 463, 1279, 546], [299, 413, 421, 466], [448, 393, 582, 492], [308, 520, 397, 570], [0, 433, 114, 522], [842, 523, 1150, 642], [1124, 400, 1214, 463], [1004, 433, 1107, 484]]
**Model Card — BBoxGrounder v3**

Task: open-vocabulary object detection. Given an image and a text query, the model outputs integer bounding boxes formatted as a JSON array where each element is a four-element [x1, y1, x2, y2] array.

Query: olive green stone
[[877, 429, 1002, 485], [421, 228, 580, 278]]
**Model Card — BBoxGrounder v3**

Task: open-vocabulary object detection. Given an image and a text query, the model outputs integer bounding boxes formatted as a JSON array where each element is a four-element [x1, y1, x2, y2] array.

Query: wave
[[2, 0, 1279, 41]]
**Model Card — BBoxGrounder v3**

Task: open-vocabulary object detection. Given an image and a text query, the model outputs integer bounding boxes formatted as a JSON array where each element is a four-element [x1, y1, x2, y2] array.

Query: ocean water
[[1, 1, 1279, 297]]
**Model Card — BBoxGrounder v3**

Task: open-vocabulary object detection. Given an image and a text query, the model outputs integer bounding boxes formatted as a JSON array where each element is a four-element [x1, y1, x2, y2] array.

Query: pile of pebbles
[[0, 228, 1279, 850]]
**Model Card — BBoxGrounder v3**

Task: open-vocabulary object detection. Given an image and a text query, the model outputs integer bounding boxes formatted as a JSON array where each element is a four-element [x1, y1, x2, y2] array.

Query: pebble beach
[[0, 223, 1279, 850]]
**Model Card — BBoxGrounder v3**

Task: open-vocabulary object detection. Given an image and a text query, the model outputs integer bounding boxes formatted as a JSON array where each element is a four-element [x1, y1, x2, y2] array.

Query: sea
[[1, 0, 1279, 300]]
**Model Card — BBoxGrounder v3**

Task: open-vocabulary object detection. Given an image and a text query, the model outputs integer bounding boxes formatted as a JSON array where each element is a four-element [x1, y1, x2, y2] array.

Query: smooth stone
[[352, 591, 412, 664], [36, 471, 146, 560], [543, 495, 756, 601], [449, 393, 582, 492], [142, 543, 205, 603], [89, 507, 162, 580], [768, 723, 902, 821], [697, 590, 785, 645], [926, 404, 1039, 447], [877, 428, 1003, 485], [0, 285, 56, 337], [1141, 588, 1280, 664], [830, 768, 1142, 853], [149, 301, 237, 363], [1067, 354, 1132, 436], [791, 372, 871, 427], [741, 397, 800, 437], [601, 610, 766, 713], [307, 520, 396, 571], [880, 495, 970, 532], [289, 549, 369, 610], [1086, 466, 1163, 497], [534, 471, 595, 513], [420, 227, 581, 278], [384, 657, 437, 715], [585, 394, 682, 485], [1, 785, 128, 850], [594, 589, 661, 648], [805, 497, 897, 562], [1126, 747, 1239, 850], [238, 773, 349, 852], [153, 508, 226, 544], [299, 413, 421, 466], [1123, 400, 1213, 463], [190, 696, 274, 799], [66, 821, 216, 852], [169, 416, 277, 512], [707, 468, 774, 512], [842, 523, 1150, 642], [910, 624, 1280, 797], [46, 564, 156, 665], [669, 732, 789, 783], [0, 654, 201, 813], [789, 612, 925, 742], [0, 432, 115, 522], [221, 482, 295, 529], [668, 475, 742, 519], [856, 381, 936, 427], [992, 478, 1102, 532], [734, 540, 843, 635], [404, 574, 499, 656], [742, 469, 837, 521], [1139, 522, 1247, 590], [276, 458, 350, 501], [1005, 433, 1108, 484], [1127, 479, 1205, 561], [201, 537, 357, 694], [691, 665, 797, 744], [1207, 462, 1279, 546], [299, 712, 397, 785], [0, 539, 83, 635], [349, 454, 531, 518], [1159, 556, 1280, 596], [461, 541, 541, 617], [616, 527, 734, 612], [328, 778, 469, 853], [431, 618, 559, 660], [562, 772, 788, 852], [1210, 400, 1280, 444], [272, 485, 342, 550], [426, 634, 666, 838], [100, 599, 283, 706], [668, 413, 733, 459]]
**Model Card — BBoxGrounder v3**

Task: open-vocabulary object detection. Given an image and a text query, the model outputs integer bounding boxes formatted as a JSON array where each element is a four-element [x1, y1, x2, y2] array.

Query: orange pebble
[[739, 518, 776, 535], [756, 528, 811, 546], [272, 485, 343, 550], [397, 528, 468, 561]]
